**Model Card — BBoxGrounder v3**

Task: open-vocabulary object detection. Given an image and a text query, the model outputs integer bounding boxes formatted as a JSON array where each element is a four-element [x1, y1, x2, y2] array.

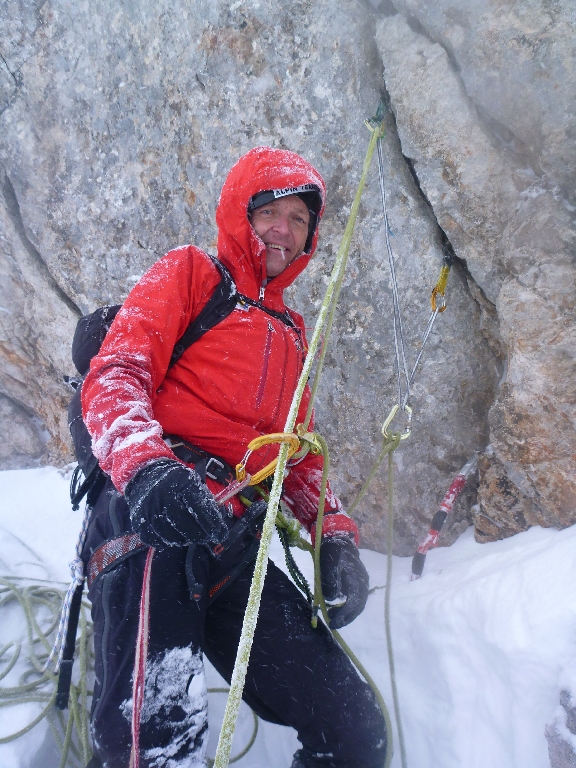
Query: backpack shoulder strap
[[68, 254, 237, 502], [235, 293, 297, 330], [168, 254, 237, 368]]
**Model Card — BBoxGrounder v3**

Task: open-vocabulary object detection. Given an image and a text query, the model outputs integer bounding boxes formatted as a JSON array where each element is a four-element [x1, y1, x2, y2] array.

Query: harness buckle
[[206, 456, 225, 481]]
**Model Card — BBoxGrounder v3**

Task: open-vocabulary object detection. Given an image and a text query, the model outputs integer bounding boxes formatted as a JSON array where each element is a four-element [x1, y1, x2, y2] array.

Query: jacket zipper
[[270, 323, 290, 425], [256, 321, 274, 409]]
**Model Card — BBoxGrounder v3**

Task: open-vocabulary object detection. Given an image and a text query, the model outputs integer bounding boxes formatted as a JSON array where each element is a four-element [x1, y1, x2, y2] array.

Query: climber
[[80, 146, 387, 768]]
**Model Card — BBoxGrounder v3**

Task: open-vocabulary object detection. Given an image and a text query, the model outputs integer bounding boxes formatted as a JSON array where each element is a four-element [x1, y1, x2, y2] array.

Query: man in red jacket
[[81, 147, 386, 768]]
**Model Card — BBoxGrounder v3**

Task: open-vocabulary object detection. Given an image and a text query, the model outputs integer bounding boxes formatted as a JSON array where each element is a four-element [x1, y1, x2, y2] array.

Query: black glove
[[320, 536, 369, 629], [125, 459, 228, 548]]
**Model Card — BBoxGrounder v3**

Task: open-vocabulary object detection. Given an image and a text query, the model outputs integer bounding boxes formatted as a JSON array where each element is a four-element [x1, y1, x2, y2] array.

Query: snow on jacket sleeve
[[81, 247, 221, 493]]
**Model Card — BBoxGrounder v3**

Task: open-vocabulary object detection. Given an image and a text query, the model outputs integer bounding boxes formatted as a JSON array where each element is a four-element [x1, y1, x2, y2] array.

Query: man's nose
[[270, 214, 291, 235]]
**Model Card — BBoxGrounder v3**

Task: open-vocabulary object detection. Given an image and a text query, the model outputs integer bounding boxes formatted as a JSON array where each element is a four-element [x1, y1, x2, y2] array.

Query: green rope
[[310, 433, 395, 768], [276, 526, 313, 605], [78, 606, 91, 764], [303, 116, 386, 432], [319, 427, 406, 768], [348, 433, 401, 516], [0, 578, 93, 767], [384, 449, 408, 768], [206, 688, 259, 767], [213, 107, 386, 768], [312, 433, 331, 628], [272, 466, 396, 768]]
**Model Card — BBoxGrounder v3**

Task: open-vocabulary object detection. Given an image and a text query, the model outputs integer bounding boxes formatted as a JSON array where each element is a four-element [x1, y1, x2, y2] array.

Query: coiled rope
[[0, 575, 258, 767], [0, 577, 92, 768]]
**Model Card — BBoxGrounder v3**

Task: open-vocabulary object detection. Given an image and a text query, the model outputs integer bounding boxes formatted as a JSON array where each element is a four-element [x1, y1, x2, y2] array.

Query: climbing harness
[[411, 455, 478, 579]]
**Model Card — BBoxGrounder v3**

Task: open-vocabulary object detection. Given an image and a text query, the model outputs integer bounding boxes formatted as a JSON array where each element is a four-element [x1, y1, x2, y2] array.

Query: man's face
[[249, 195, 311, 279]]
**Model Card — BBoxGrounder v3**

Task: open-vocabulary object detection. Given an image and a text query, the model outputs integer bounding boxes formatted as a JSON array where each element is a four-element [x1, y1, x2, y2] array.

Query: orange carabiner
[[430, 264, 450, 313]]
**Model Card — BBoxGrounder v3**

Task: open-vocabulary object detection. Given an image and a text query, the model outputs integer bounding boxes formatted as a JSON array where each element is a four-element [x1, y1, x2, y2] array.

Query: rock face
[[0, 0, 573, 552], [546, 690, 576, 768], [375, 3, 576, 542]]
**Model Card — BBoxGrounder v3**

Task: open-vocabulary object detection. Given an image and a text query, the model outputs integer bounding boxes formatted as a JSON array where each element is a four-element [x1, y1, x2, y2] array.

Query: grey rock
[[376, 11, 576, 542], [0, 393, 48, 469], [546, 691, 576, 768], [383, 0, 576, 210], [0, 0, 543, 554]]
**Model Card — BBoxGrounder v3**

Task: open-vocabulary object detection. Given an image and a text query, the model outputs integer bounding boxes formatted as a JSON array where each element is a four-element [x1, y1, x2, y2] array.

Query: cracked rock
[[376, 10, 576, 540], [0, 0, 523, 553]]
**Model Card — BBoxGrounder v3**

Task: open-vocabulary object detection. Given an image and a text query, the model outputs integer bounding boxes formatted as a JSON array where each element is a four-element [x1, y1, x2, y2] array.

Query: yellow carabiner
[[381, 404, 412, 441], [236, 432, 301, 486]]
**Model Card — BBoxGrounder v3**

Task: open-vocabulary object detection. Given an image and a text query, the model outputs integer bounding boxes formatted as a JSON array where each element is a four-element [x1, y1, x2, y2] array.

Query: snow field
[[1, 466, 576, 767]]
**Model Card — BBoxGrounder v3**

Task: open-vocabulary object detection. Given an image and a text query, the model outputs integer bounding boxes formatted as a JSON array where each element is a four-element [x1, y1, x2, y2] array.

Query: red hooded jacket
[[82, 147, 358, 544]]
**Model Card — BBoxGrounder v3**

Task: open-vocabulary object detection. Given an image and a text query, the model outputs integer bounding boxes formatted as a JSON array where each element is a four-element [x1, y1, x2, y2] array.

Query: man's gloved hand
[[125, 459, 228, 548], [320, 536, 369, 629]]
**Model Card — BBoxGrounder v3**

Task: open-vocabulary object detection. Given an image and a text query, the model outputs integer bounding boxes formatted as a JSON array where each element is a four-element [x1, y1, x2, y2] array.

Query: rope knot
[[69, 557, 85, 584]]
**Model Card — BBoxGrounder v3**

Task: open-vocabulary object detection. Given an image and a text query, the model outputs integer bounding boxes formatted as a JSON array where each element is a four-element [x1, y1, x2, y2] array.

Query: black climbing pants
[[86, 488, 387, 768]]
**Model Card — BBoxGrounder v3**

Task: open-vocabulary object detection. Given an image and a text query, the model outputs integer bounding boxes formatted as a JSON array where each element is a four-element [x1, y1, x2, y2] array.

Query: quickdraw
[[431, 263, 450, 313]]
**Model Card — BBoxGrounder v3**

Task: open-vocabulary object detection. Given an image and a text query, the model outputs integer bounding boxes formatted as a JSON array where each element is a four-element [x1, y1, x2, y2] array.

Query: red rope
[[129, 546, 155, 768]]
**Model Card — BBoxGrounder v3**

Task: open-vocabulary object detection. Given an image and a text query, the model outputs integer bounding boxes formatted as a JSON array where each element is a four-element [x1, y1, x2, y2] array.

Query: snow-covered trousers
[[86, 490, 386, 768]]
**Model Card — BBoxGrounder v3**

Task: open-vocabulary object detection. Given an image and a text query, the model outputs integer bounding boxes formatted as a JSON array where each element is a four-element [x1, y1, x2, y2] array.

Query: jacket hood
[[215, 146, 326, 306]]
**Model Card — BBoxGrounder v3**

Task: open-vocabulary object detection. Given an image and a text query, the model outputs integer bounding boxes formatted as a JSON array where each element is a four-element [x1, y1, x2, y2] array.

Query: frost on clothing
[[120, 647, 208, 768], [82, 146, 357, 541]]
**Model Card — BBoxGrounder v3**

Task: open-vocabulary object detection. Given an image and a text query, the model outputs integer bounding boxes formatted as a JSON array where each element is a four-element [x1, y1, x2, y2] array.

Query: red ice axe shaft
[[411, 456, 478, 579]]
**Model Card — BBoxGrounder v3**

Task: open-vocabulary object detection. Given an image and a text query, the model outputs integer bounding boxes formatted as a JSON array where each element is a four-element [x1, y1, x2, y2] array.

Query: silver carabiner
[[381, 403, 412, 441]]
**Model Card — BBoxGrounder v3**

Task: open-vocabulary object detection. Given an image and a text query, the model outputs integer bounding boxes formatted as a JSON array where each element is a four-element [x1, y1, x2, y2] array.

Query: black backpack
[[67, 255, 238, 508]]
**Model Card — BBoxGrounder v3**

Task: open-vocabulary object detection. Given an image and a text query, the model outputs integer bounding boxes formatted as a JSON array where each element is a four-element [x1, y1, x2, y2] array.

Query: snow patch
[[250, 72, 277, 95], [3, 467, 576, 768]]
